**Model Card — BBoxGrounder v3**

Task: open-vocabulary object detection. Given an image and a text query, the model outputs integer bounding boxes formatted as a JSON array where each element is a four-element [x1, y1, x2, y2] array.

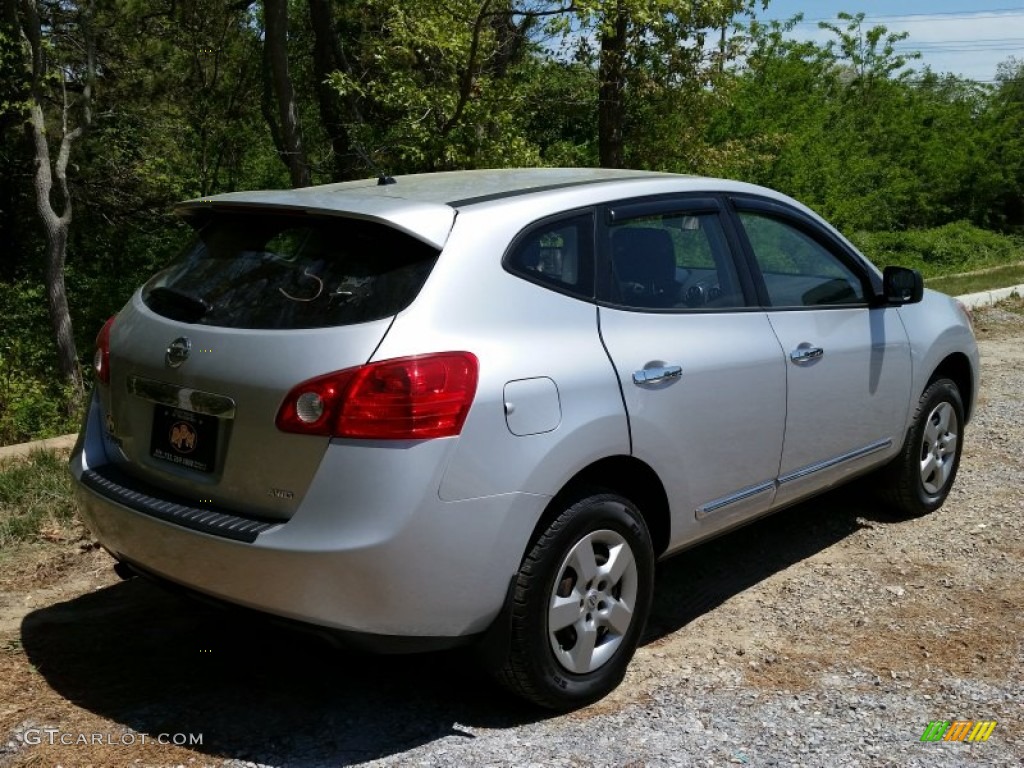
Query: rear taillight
[[93, 315, 116, 385], [276, 352, 479, 440]]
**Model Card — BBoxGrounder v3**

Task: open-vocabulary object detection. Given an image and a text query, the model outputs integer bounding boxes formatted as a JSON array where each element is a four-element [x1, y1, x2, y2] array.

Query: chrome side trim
[[696, 480, 775, 520], [778, 438, 892, 485], [127, 375, 237, 419]]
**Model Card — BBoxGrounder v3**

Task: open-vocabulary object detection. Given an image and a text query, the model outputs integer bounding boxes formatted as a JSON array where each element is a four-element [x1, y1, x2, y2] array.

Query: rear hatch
[[102, 202, 452, 520]]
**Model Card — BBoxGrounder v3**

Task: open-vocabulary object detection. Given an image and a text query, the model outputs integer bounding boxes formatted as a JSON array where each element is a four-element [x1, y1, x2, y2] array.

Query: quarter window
[[505, 214, 594, 299], [739, 213, 866, 307]]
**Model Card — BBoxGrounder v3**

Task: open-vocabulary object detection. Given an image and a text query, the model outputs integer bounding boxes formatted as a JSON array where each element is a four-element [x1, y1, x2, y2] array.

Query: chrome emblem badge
[[166, 337, 191, 368]]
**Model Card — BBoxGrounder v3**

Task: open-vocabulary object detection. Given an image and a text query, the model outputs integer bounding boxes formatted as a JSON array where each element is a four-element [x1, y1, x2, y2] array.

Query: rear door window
[[142, 211, 439, 329], [603, 211, 746, 310]]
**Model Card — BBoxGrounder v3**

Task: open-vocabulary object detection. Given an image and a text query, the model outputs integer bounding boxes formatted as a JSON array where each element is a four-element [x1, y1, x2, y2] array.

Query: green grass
[[850, 222, 1024, 279], [925, 263, 1024, 297], [0, 450, 78, 551]]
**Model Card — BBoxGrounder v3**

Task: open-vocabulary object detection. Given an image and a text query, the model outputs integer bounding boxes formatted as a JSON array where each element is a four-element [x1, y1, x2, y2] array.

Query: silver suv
[[71, 169, 979, 709]]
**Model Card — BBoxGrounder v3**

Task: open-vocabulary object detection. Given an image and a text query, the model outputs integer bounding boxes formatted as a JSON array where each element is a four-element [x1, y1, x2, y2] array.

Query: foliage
[[979, 58, 1024, 228], [514, 57, 600, 166], [0, 282, 82, 445], [0, 450, 79, 549], [706, 14, 1018, 232], [851, 223, 1024, 278], [323, 0, 546, 173], [2, 2, 1024, 444], [926, 263, 1024, 298]]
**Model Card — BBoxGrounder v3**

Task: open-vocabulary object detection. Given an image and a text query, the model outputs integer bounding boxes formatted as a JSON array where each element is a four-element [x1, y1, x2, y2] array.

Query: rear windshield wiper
[[147, 286, 212, 323]]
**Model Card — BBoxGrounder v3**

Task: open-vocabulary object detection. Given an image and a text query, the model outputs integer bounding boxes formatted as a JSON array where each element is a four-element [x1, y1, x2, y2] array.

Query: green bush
[[850, 222, 1024, 278], [0, 342, 80, 446], [0, 280, 82, 446]]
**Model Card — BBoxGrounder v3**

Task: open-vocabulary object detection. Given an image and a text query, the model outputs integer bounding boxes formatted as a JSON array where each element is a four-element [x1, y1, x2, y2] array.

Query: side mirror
[[882, 266, 924, 305]]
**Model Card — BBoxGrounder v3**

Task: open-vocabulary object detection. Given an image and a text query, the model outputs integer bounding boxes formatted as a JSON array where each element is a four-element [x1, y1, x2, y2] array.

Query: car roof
[[175, 168, 781, 249]]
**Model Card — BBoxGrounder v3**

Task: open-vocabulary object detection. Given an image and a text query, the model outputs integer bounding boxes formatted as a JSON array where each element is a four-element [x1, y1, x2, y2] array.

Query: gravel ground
[[333, 305, 1023, 767], [1, 305, 1022, 768], [340, 307, 1023, 767]]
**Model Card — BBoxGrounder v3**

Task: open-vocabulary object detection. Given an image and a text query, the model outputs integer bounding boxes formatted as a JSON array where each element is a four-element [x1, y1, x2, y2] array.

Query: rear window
[[142, 210, 439, 329]]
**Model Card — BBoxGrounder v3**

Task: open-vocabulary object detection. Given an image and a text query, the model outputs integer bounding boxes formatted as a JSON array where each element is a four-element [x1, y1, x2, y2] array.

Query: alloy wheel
[[547, 529, 639, 674]]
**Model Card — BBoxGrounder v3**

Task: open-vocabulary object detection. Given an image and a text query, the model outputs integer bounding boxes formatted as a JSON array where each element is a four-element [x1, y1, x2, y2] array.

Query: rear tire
[[877, 378, 964, 517], [492, 492, 654, 710]]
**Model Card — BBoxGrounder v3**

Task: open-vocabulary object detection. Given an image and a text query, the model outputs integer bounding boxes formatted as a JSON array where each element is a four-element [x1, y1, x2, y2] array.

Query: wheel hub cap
[[920, 401, 959, 496], [547, 529, 639, 675]]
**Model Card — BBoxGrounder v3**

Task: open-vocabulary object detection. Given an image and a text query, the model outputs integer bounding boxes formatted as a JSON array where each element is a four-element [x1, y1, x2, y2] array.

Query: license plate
[[150, 406, 218, 473]]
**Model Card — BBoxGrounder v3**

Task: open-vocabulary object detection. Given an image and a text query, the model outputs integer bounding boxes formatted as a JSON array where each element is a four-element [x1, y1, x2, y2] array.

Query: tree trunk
[[308, 0, 359, 180], [26, 104, 85, 400], [440, 0, 493, 137], [488, 1, 532, 78], [18, 0, 94, 404], [264, 0, 310, 187], [598, 4, 628, 169]]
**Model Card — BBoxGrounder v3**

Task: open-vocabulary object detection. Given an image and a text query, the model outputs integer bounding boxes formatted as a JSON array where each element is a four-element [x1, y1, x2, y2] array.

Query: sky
[[756, 1, 1024, 82]]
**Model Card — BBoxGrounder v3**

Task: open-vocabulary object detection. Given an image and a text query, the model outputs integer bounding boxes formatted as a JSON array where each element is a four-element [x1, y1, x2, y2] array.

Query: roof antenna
[[347, 138, 395, 185]]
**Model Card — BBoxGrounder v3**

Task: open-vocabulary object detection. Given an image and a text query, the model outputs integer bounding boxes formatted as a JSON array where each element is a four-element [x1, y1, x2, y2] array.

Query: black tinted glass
[[505, 214, 594, 300], [142, 211, 439, 329], [607, 213, 745, 309], [739, 213, 866, 307]]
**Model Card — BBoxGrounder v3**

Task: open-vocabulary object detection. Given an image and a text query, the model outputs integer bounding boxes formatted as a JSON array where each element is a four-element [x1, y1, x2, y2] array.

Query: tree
[[5, 0, 97, 402], [263, 0, 310, 187], [324, 0, 545, 173], [704, 13, 1005, 231], [307, 0, 362, 179], [565, 0, 767, 168], [597, 2, 628, 167], [983, 58, 1024, 227]]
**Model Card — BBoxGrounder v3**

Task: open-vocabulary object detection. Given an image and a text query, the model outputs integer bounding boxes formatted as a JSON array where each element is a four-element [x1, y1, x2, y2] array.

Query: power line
[[757, 9, 1024, 76], [895, 45, 1024, 52], [898, 38, 1024, 46], [775, 8, 1024, 25]]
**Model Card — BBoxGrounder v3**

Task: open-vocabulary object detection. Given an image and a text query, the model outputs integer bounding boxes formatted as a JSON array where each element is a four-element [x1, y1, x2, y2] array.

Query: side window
[[606, 212, 744, 310], [739, 212, 867, 308], [505, 214, 594, 299]]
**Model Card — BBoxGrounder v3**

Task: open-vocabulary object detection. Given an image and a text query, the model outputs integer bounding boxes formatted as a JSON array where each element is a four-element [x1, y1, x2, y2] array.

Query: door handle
[[790, 346, 824, 364], [633, 365, 683, 385]]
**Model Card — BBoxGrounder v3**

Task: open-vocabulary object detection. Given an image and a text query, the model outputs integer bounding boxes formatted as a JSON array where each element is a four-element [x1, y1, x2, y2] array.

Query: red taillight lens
[[93, 315, 116, 385], [275, 352, 479, 440]]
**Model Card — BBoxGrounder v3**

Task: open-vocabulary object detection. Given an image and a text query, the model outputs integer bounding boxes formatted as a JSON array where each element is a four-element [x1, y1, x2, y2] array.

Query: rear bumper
[[116, 558, 480, 653], [70, 393, 546, 642]]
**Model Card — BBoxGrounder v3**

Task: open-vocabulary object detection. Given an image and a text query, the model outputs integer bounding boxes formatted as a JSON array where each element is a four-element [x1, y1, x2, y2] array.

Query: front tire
[[878, 378, 965, 517], [493, 492, 655, 710]]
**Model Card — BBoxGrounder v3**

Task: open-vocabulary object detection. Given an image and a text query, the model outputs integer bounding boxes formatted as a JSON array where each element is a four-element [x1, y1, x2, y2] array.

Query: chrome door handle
[[790, 346, 824, 364], [633, 365, 683, 385]]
